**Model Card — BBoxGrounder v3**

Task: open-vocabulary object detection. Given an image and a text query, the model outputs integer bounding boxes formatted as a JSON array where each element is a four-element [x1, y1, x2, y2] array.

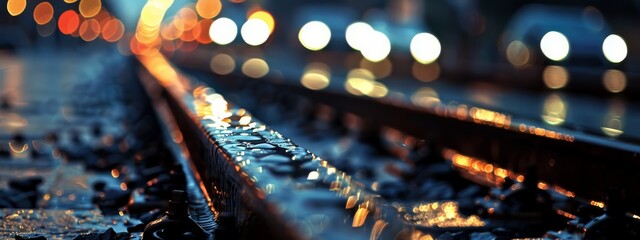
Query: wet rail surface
[[138, 58, 496, 239], [139, 50, 640, 239]]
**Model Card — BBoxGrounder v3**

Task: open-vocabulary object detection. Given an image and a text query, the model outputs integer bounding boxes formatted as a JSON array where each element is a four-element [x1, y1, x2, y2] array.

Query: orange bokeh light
[[175, 7, 198, 32], [195, 19, 213, 44], [33, 2, 54, 25], [6, 0, 26, 16], [196, 0, 222, 19], [79, 18, 101, 41], [58, 10, 80, 35], [102, 18, 125, 42]]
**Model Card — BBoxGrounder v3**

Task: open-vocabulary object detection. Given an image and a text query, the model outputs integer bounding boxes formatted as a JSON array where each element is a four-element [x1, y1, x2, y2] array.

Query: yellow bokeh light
[[196, 0, 222, 19], [248, 11, 275, 33], [301, 62, 331, 90], [298, 21, 331, 51], [410, 33, 441, 64], [241, 18, 270, 46], [79, 0, 102, 18], [241, 58, 269, 78], [345, 22, 373, 51], [7, 0, 26, 16], [361, 31, 391, 62], [542, 94, 566, 126]]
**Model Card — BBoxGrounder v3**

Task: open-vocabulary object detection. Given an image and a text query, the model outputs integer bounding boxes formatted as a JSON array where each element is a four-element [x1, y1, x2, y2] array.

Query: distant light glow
[[209, 18, 237, 45], [301, 62, 331, 90], [506, 41, 530, 67], [196, 0, 221, 19], [345, 22, 373, 51], [58, 10, 80, 35], [410, 33, 441, 64], [602, 34, 627, 63], [542, 94, 566, 126], [602, 69, 627, 93], [79, 0, 101, 18], [33, 2, 54, 25], [241, 18, 270, 46], [7, 0, 26, 16], [360, 31, 391, 62], [543, 65, 569, 89], [298, 21, 331, 51], [242, 58, 269, 78], [412, 62, 440, 82], [540, 31, 570, 61], [210, 54, 235, 75]]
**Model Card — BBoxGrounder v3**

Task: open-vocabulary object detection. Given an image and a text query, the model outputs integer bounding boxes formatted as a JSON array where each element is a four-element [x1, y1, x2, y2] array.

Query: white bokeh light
[[345, 22, 373, 51], [410, 33, 441, 64], [540, 31, 570, 61], [241, 18, 271, 46], [360, 31, 391, 62], [209, 18, 237, 45], [298, 21, 331, 51], [602, 34, 627, 63]]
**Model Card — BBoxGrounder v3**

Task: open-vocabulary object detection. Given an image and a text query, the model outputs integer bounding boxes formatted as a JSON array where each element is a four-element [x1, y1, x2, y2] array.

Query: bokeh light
[[412, 62, 440, 82], [410, 33, 441, 64], [542, 94, 566, 126], [79, 0, 101, 18], [242, 58, 269, 78], [195, 19, 213, 44], [241, 18, 270, 46], [543, 65, 569, 89], [540, 31, 570, 61], [506, 41, 530, 67], [249, 11, 275, 33], [6, 0, 26, 16], [298, 21, 331, 51], [209, 17, 237, 45], [33, 2, 54, 25], [102, 18, 125, 42], [210, 53, 235, 75], [360, 31, 391, 62], [602, 34, 627, 63], [301, 62, 331, 90], [79, 18, 101, 41], [196, 0, 222, 19], [345, 22, 373, 51], [58, 10, 80, 35], [602, 69, 627, 93]]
